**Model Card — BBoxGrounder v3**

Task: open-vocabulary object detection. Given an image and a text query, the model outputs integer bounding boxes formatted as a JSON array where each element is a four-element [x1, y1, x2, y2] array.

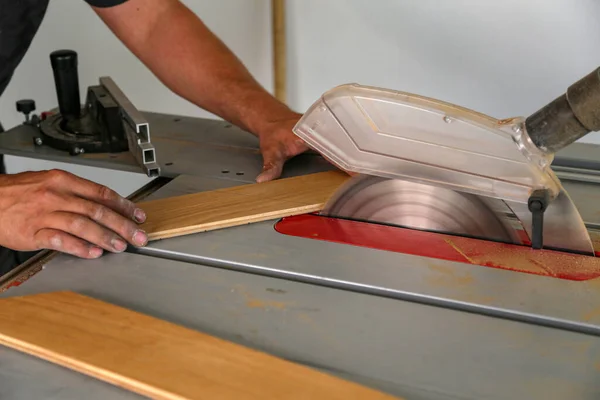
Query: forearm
[[93, 0, 296, 136]]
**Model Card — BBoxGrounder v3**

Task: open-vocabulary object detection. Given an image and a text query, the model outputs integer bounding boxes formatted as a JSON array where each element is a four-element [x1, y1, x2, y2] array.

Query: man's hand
[[0, 169, 148, 258], [255, 113, 309, 183], [91, 0, 313, 182]]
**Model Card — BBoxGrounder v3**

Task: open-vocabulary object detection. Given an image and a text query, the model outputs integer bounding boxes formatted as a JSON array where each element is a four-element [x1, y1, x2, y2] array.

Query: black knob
[[16, 99, 36, 115], [50, 49, 81, 121]]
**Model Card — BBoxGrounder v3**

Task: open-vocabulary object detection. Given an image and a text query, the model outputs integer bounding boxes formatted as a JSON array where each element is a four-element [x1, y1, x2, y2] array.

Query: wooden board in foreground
[[0, 291, 398, 400], [137, 170, 350, 241]]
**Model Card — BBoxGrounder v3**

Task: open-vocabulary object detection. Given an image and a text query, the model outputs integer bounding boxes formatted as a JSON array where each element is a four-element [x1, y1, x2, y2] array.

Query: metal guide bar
[[554, 167, 600, 184], [130, 245, 600, 338], [99, 76, 160, 177]]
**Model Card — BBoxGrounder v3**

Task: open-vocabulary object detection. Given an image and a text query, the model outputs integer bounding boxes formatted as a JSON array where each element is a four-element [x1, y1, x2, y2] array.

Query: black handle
[[525, 67, 600, 153], [528, 189, 549, 250], [50, 49, 81, 121]]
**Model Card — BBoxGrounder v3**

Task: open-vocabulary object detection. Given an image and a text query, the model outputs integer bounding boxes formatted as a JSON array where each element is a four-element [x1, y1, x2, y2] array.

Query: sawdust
[[245, 299, 288, 310], [448, 237, 600, 281], [426, 263, 474, 286], [297, 313, 314, 324], [582, 307, 600, 322], [585, 277, 600, 289], [232, 284, 292, 310], [426, 263, 497, 304], [427, 263, 454, 275], [443, 238, 475, 263]]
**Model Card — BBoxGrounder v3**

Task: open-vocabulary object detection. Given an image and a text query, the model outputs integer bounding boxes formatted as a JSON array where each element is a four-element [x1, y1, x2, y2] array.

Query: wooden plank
[[137, 170, 350, 241], [0, 291, 399, 400]]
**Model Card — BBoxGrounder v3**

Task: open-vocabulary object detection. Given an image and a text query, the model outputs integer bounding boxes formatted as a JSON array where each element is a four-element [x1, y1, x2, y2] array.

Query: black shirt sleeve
[[84, 0, 129, 7]]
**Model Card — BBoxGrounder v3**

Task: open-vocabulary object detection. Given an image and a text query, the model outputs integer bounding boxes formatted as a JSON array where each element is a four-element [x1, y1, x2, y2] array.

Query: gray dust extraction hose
[[526, 67, 600, 153]]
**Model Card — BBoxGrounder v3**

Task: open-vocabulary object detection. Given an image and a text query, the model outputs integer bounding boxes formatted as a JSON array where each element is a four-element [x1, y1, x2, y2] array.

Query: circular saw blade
[[321, 175, 522, 244]]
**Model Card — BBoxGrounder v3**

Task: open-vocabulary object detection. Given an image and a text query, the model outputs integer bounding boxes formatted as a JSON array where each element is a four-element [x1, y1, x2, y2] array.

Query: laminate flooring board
[[0, 291, 399, 399], [137, 170, 350, 241]]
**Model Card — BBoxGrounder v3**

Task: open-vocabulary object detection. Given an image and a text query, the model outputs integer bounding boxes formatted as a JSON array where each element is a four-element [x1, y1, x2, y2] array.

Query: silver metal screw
[[34, 137, 43, 145], [512, 124, 522, 133], [444, 116, 452, 123]]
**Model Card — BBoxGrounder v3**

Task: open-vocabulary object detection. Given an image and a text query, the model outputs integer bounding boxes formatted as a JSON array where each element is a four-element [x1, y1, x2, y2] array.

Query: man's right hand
[[0, 169, 148, 259]]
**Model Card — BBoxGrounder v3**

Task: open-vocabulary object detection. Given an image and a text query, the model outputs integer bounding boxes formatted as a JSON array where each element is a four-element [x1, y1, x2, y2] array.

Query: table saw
[[1, 50, 600, 399]]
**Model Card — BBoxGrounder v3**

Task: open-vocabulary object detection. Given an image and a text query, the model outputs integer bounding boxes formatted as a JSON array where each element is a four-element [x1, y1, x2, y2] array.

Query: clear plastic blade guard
[[294, 84, 559, 204], [293, 84, 594, 255]]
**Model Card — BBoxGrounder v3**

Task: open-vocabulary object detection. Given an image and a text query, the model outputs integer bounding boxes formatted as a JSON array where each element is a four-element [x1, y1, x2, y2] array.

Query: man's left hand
[[255, 113, 309, 183]]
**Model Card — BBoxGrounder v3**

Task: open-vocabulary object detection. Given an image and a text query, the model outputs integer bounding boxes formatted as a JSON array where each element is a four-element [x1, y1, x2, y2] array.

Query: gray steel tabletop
[[2, 171, 600, 399], [3, 251, 600, 400], [134, 170, 600, 334], [2, 119, 600, 399]]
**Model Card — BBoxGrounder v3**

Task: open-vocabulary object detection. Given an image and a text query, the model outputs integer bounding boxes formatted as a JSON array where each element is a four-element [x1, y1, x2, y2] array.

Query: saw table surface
[[1, 170, 600, 399], [2, 114, 600, 399]]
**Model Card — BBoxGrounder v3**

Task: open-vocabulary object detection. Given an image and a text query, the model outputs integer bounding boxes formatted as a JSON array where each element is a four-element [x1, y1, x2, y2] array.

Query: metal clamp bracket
[[99, 77, 160, 177]]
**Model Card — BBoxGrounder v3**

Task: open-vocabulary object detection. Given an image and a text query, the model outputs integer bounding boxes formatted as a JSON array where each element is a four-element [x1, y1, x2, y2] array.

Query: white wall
[[0, 0, 272, 196], [287, 0, 600, 143], [1, 0, 599, 197]]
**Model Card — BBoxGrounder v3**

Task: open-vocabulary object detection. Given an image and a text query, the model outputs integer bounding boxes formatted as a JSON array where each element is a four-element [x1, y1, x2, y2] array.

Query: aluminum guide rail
[[99, 77, 160, 177]]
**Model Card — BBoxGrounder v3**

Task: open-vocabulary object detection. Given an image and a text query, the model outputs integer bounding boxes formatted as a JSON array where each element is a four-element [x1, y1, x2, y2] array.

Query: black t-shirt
[[84, 0, 129, 7], [0, 0, 128, 273], [0, 0, 128, 98]]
